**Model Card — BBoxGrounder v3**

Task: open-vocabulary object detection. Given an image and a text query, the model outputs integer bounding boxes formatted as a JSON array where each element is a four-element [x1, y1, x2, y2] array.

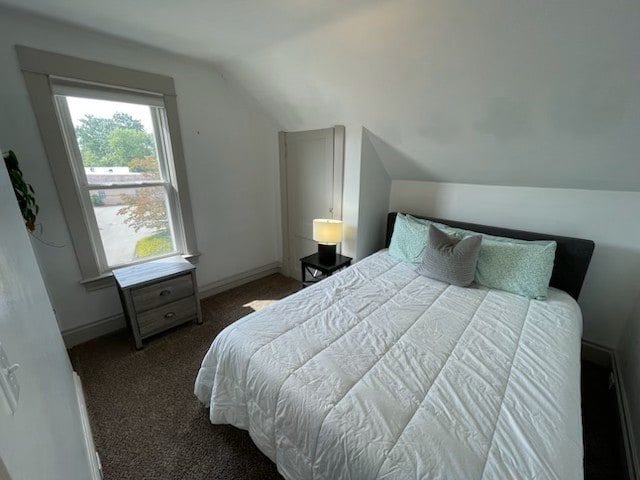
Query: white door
[[281, 126, 344, 279], [0, 155, 98, 479]]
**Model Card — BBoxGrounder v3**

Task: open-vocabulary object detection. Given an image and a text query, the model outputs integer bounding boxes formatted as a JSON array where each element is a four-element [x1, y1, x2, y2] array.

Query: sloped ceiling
[[2, 0, 640, 190]]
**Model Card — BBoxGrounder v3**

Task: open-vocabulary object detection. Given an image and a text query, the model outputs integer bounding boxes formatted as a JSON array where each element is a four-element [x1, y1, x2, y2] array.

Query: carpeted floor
[[70, 273, 299, 480], [71, 273, 626, 480]]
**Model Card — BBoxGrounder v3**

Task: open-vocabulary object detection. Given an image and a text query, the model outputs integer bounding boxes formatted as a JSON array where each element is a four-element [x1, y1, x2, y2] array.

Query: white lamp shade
[[313, 219, 343, 244]]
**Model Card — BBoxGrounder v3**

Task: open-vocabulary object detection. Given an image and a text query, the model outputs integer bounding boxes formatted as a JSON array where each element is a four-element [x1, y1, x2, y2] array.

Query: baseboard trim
[[583, 340, 639, 480], [62, 313, 125, 348], [73, 373, 102, 479], [582, 339, 613, 367], [613, 350, 640, 480], [198, 262, 282, 299], [62, 262, 284, 348]]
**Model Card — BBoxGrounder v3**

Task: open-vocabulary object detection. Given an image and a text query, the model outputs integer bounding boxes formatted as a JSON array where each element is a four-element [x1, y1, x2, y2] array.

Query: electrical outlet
[[0, 341, 20, 415]]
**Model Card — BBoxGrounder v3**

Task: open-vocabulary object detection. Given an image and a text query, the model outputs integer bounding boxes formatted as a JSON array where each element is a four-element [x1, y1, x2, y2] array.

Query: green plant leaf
[[4, 150, 39, 232]]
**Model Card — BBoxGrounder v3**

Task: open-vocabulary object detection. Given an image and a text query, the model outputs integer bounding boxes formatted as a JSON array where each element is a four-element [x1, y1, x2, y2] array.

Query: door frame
[[279, 125, 345, 278]]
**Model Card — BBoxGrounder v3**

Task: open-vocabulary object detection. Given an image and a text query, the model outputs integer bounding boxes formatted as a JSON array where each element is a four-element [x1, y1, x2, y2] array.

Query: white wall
[[0, 7, 281, 338], [619, 294, 640, 466], [0, 156, 94, 479], [219, 0, 640, 193], [389, 180, 640, 348], [355, 129, 391, 260]]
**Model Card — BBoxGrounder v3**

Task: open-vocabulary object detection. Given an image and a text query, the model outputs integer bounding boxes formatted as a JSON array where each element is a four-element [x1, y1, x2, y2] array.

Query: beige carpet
[[70, 273, 300, 480]]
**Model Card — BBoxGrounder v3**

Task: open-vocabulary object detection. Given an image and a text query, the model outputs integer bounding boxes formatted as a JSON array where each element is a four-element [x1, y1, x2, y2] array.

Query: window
[[17, 47, 198, 287], [54, 85, 184, 269]]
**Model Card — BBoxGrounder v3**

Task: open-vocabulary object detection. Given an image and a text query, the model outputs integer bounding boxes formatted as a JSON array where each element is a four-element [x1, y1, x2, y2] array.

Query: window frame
[[53, 88, 185, 270], [17, 46, 199, 290]]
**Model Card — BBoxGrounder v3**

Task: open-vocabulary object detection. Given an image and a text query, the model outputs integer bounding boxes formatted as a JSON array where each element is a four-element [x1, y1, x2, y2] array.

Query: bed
[[195, 213, 595, 480]]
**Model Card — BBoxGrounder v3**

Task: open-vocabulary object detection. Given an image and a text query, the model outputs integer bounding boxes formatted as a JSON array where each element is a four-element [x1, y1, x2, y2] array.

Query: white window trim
[[53, 91, 185, 271], [17, 46, 199, 290]]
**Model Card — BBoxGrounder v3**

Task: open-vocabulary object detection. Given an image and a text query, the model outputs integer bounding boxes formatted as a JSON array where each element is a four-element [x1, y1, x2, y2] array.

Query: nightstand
[[113, 256, 203, 349], [300, 253, 352, 288]]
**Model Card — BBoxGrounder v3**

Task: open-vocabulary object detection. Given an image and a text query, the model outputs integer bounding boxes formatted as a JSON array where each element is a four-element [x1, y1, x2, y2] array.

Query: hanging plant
[[3, 150, 39, 231]]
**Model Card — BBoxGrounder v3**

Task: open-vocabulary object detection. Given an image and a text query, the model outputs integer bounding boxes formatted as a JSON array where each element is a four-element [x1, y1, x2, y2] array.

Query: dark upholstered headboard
[[385, 212, 595, 301]]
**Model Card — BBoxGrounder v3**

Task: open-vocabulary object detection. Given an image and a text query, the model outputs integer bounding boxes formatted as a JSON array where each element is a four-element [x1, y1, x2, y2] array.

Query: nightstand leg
[[301, 263, 306, 285], [119, 288, 144, 350], [192, 271, 204, 324]]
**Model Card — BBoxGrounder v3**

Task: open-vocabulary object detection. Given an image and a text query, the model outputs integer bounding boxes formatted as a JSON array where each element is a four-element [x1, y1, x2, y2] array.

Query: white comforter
[[195, 250, 584, 480]]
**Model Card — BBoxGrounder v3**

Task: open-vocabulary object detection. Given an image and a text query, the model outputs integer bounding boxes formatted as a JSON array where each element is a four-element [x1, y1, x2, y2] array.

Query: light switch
[[0, 341, 20, 415]]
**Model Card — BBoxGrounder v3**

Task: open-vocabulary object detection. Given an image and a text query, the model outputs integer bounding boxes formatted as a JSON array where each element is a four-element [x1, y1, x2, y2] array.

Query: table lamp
[[313, 219, 343, 264]]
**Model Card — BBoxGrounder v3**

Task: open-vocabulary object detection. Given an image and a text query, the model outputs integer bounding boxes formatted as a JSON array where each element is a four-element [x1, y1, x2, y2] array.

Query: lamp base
[[317, 243, 337, 264]]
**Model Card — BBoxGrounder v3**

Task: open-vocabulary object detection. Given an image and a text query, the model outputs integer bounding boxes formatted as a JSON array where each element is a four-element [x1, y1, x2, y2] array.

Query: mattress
[[195, 250, 584, 480]]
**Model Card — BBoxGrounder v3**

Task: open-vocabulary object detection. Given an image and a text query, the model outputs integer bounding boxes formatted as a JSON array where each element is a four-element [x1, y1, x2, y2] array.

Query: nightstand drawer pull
[[137, 296, 198, 337], [159, 289, 172, 297]]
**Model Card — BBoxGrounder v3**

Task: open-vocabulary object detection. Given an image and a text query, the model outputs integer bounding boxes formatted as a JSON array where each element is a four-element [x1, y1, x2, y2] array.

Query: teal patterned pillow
[[388, 214, 431, 263], [475, 238, 556, 299], [389, 215, 464, 263]]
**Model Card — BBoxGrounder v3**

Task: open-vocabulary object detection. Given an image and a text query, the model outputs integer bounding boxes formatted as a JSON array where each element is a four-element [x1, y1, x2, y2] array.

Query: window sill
[[80, 273, 116, 292], [79, 252, 201, 291]]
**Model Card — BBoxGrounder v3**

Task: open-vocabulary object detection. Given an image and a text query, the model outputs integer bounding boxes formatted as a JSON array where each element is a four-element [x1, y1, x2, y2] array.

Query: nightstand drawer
[[131, 274, 193, 312], [137, 296, 198, 337]]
